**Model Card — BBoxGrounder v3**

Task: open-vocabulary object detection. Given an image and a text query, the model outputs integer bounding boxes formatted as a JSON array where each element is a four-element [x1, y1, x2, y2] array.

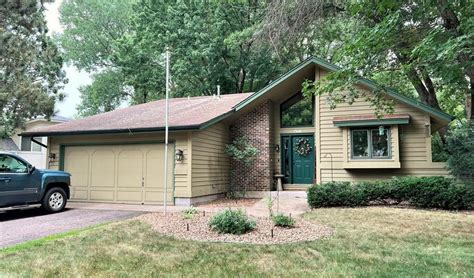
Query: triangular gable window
[[280, 92, 314, 127]]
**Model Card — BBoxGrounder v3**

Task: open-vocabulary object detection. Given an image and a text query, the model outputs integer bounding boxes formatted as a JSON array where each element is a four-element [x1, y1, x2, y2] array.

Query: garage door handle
[[0, 178, 11, 183]]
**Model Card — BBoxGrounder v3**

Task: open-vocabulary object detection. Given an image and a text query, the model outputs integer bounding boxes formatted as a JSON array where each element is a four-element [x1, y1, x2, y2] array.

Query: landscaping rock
[[137, 211, 333, 245]]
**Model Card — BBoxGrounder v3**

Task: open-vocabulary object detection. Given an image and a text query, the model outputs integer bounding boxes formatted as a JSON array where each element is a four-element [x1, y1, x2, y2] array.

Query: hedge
[[307, 176, 474, 210]]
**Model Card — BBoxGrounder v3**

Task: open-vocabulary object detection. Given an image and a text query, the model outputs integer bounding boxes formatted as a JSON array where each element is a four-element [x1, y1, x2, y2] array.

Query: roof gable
[[234, 57, 453, 122]]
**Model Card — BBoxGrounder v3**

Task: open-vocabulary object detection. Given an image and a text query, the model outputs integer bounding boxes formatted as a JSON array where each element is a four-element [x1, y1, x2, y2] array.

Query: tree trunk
[[397, 54, 446, 143], [466, 82, 474, 124], [237, 67, 246, 93], [436, 0, 474, 124], [403, 65, 442, 110]]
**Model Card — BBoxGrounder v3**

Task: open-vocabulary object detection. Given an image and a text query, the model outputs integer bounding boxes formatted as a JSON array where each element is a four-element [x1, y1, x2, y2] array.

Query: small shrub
[[272, 213, 295, 228], [182, 206, 198, 219], [225, 137, 258, 166], [307, 181, 368, 207], [390, 176, 474, 210], [358, 181, 390, 204], [307, 176, 474, 210], [226, 189, 239, 200], [225, 137, 258, 197], [208, 209, 256, 235]]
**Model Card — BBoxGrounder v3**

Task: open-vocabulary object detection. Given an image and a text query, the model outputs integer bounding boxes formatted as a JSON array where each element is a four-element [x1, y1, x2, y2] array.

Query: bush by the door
[[307, 176, 473, 210]]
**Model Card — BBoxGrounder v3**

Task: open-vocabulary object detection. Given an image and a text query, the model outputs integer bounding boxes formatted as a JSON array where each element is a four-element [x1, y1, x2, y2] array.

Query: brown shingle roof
[[22, 93, 252, 136]]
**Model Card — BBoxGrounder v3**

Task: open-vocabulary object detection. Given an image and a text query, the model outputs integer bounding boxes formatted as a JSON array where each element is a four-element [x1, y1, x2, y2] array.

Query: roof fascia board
[[199, 110, 235, 130], [26, 119, 66, 124], [20, 125, 201, 137], [355, 77, 453, 122], [234, 56, 453, 122], [234, 57, 316, 111]]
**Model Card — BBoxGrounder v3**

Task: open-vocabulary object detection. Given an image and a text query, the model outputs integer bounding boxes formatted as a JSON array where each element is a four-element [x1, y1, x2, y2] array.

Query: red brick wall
[[230, 101, 274, 192]]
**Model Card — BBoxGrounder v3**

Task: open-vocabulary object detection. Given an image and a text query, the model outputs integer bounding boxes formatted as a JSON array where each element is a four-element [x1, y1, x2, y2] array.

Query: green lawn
[[1, 207, 473, 277]]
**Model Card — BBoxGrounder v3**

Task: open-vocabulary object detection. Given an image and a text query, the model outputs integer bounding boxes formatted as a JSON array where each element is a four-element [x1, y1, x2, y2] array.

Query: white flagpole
[[163, 49, 170, 215]]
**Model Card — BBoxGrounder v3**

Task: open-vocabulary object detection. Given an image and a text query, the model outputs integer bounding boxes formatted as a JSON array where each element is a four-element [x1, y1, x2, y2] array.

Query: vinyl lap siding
[[318, 95, 448, 182], [191, 122, 230, 197]]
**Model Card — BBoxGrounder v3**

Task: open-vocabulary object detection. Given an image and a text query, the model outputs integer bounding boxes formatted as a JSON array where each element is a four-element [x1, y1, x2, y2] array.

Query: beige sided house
[[1, 116, 70, 169], [22, 57, 453, 206]]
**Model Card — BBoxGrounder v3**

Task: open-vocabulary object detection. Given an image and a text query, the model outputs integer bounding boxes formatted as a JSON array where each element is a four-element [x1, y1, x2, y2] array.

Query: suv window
[[0, 154, 28, 173]]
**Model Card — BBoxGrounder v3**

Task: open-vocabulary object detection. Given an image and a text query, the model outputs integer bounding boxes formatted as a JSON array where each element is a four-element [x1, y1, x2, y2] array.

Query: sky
[[44, 0, 91, 118]]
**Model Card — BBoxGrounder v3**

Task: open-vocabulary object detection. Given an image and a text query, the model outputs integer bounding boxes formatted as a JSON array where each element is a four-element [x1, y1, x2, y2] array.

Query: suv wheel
[[42, 187, 67, 213]]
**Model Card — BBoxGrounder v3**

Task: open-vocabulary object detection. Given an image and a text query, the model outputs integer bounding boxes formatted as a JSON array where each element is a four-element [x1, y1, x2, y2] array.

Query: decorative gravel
[[138, 211, 333, 245]]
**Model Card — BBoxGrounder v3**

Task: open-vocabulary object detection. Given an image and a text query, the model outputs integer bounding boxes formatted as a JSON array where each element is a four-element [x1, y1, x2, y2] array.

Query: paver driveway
[[0, 207, 144, 248]]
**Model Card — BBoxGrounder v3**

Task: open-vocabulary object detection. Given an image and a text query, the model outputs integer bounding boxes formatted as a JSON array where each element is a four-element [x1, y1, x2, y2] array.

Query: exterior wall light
[[48, 153, 57, 168], [379, 126, 385, 136], [275, 144, 280, 152], [175, 149, 184, 162]]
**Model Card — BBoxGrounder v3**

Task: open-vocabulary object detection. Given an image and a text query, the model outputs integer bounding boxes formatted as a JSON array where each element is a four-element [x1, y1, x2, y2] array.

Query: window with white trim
[[351, 127, 391, 159]]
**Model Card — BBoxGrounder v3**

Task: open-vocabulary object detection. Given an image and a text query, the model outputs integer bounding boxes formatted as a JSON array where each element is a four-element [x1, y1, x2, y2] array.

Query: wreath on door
[[294, 138, 312, 156]]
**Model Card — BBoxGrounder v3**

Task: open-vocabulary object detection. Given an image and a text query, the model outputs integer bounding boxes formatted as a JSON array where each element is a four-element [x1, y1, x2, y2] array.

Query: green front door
[[281, 135, 315, 184]]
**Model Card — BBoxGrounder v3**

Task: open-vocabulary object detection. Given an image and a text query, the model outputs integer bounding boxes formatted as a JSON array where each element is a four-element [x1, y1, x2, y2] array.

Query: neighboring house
[[22, 57, 453, 206], [6, 116, 70, 168]]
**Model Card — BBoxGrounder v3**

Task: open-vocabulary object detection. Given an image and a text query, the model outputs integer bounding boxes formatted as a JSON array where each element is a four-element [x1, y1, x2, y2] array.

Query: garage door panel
[[65, 143, 174, 205], [144, 147, 173, 188], [90, 190, 115, 201], [117, 149, 143, 188], [90, 150, 116, 188], [65, 149, 89, 188], [71, 188, 88, 200], [116, 190, 142, 202]]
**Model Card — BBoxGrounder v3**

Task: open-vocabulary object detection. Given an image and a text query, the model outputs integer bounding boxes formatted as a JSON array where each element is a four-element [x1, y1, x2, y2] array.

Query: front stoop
[[283, 184, 310, 191], [239, 189, 307, 198], [244, 191, 309, 217]]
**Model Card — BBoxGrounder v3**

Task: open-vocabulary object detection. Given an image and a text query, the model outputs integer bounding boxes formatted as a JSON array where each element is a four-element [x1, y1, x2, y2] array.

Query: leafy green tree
[[263, 0, 473, 128], [114, 0, 287, 102], [59, 0, 134, 115], [0, 0, 66, 137], [343, 0, 473, 123], [76, 70, 129, 117], [59, 0, 134, 71], [445, 125, 474, 184]]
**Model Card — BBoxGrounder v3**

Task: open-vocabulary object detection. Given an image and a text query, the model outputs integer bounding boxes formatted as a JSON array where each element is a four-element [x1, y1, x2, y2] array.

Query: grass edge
[[0, 222, 110, 255]]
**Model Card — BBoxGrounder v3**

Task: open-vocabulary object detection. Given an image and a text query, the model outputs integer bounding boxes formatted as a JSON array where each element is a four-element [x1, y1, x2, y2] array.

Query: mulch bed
[[138, 211, 333, 245]]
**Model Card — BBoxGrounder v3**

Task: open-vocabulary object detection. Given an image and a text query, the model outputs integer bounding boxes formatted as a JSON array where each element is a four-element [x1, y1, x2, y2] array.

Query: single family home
[[22, 57, 453, 206], [2, 116, 70, 168]]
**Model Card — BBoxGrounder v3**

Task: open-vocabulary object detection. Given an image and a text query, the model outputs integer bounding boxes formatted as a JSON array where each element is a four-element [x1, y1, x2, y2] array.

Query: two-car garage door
[[64, 144, 174, 204]]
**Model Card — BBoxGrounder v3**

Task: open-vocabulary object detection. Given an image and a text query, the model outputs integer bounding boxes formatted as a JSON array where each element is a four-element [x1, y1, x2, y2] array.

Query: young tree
[[0, 0, 66, 137]]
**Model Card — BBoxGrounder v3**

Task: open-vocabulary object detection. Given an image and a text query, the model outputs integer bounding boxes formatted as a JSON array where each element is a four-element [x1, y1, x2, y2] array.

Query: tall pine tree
[[0, 0, 66, 137]]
